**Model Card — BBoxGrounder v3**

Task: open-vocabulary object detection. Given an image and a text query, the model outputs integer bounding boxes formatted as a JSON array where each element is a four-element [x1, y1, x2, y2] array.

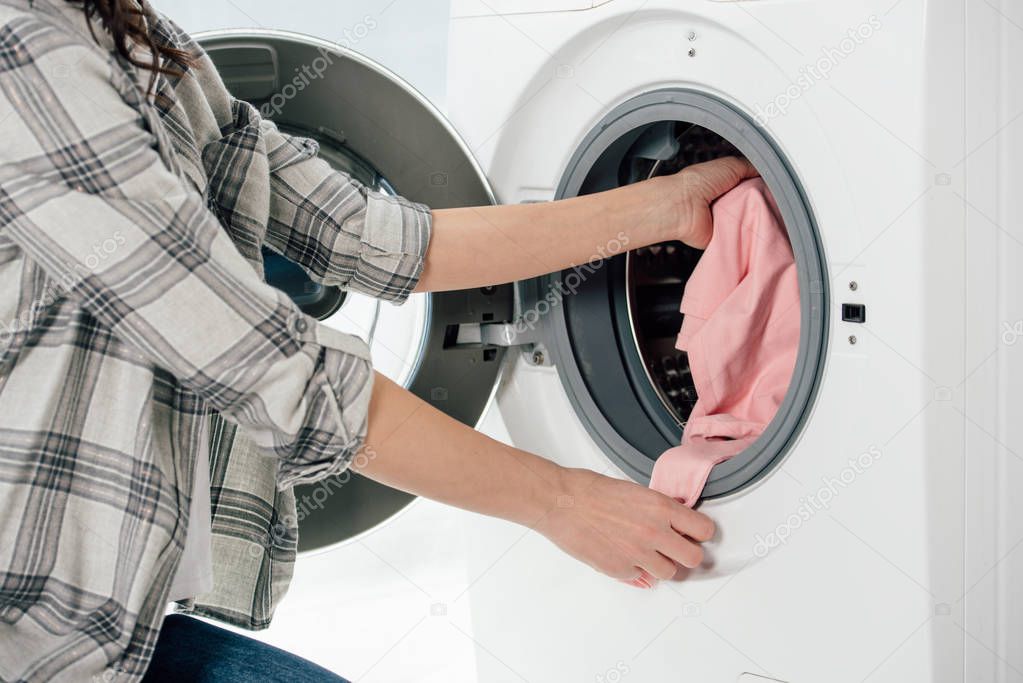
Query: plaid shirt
[[0, 1, 432, 680]]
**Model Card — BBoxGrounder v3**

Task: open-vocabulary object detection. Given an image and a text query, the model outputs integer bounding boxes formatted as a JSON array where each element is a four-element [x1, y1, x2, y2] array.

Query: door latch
[[449, 321, 552, 366]]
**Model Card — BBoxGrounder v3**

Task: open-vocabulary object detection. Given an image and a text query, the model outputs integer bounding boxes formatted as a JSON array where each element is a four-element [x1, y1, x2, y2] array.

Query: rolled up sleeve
[[0, 42, 372, 489], [260, 118, 433, 304]]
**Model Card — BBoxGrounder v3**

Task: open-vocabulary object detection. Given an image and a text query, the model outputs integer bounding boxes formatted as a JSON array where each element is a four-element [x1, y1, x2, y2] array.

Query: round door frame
[[538, 88, 830, 497]]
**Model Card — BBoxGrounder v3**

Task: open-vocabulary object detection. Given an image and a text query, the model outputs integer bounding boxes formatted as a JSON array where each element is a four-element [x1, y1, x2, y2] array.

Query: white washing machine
[[175, 1, 1023, 681]]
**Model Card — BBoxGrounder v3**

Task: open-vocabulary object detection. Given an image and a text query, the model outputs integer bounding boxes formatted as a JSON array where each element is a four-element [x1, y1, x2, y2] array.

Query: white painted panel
[[170, 0, 451, 105]]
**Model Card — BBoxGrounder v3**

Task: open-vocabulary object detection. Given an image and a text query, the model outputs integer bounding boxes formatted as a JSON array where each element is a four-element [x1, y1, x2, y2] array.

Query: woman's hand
[[361, 374, 714, 589], [534, 467, 716, 586], [671, 156, 760, 249]]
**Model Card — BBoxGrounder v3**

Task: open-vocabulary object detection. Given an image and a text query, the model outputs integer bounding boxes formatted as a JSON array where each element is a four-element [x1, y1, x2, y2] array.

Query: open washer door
[[196, 31, 511, 551]]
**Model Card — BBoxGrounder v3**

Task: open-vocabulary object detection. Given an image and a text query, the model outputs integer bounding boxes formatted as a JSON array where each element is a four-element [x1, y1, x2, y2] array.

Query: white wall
[[166, 0, 451, 106]]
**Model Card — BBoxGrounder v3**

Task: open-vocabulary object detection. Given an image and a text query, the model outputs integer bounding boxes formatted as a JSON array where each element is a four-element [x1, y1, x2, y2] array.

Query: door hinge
[[451, 321, 552, 366]]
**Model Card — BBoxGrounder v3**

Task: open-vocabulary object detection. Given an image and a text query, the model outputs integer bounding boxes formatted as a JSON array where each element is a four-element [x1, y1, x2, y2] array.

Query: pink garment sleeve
[[649, 178, 800, 508]]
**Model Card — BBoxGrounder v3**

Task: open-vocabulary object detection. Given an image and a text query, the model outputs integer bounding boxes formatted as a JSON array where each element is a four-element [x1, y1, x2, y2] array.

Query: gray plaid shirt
[[0, 1, 432, 680]]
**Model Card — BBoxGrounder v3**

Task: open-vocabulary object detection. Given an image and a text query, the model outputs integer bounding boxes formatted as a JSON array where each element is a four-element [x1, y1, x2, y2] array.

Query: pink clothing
[[650, 177, 800, 507]]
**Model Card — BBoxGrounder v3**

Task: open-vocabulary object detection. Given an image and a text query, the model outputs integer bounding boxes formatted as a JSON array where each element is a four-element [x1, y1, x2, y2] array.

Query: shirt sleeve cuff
[[357, 192, 433, 305], [274, 322, 376, 490]]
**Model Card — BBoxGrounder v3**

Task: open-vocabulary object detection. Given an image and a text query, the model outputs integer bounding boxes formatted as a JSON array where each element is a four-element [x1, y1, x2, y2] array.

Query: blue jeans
[[142, 614, 350, 682]]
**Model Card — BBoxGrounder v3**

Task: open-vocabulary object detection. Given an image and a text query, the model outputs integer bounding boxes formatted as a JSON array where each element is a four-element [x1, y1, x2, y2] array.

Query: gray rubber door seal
[[540, 88, 829, 497]]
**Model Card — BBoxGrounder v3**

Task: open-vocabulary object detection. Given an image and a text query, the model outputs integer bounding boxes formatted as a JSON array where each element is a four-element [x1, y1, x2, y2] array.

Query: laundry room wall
[[170, 0, 451, 107]]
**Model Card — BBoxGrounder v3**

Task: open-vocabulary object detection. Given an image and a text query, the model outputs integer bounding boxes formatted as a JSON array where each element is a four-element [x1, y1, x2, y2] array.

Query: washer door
[[531, 89, 828, 497], [197, 31, 511, 551]]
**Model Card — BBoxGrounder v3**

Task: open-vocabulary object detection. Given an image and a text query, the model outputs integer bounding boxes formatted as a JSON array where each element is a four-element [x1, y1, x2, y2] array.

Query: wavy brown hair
[[66, 0, 195, 94]]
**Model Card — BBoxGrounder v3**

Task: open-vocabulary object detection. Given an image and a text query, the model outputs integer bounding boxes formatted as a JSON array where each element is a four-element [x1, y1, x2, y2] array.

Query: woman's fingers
[[626, 570, 657, 588], [724, 155, 760, 183], [701, 155, 759, 190], [639, 551, 680, 581], [535, 468, 716, 588], [658, 527, 706, 569], [672, 155, 761, 249], [682, 156, 760, 202], [672, 504, 717, 542], [646, 501, 712, 575]]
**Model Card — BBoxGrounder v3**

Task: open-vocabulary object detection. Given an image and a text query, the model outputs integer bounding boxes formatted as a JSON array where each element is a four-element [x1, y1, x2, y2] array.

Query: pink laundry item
[[651, 177, 800, 507], [627, 178, 799, 589]]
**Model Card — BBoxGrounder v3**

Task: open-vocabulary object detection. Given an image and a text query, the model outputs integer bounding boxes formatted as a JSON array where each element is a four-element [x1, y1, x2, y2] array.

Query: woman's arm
[[362, 159, 753, 582], [359, 372, 714, 583], [415, 156, 758, 292]]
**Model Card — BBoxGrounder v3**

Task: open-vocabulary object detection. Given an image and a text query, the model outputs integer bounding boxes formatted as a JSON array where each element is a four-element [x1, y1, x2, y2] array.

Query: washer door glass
[[199, 32, 511, 551]]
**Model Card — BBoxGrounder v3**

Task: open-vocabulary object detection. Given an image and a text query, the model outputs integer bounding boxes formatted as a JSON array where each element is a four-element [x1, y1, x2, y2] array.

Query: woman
[[0, 0, 756, 680]]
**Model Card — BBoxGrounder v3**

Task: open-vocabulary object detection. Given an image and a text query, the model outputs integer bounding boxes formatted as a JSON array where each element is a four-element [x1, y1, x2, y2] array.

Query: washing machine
[[174, 0, 1022, 681]]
